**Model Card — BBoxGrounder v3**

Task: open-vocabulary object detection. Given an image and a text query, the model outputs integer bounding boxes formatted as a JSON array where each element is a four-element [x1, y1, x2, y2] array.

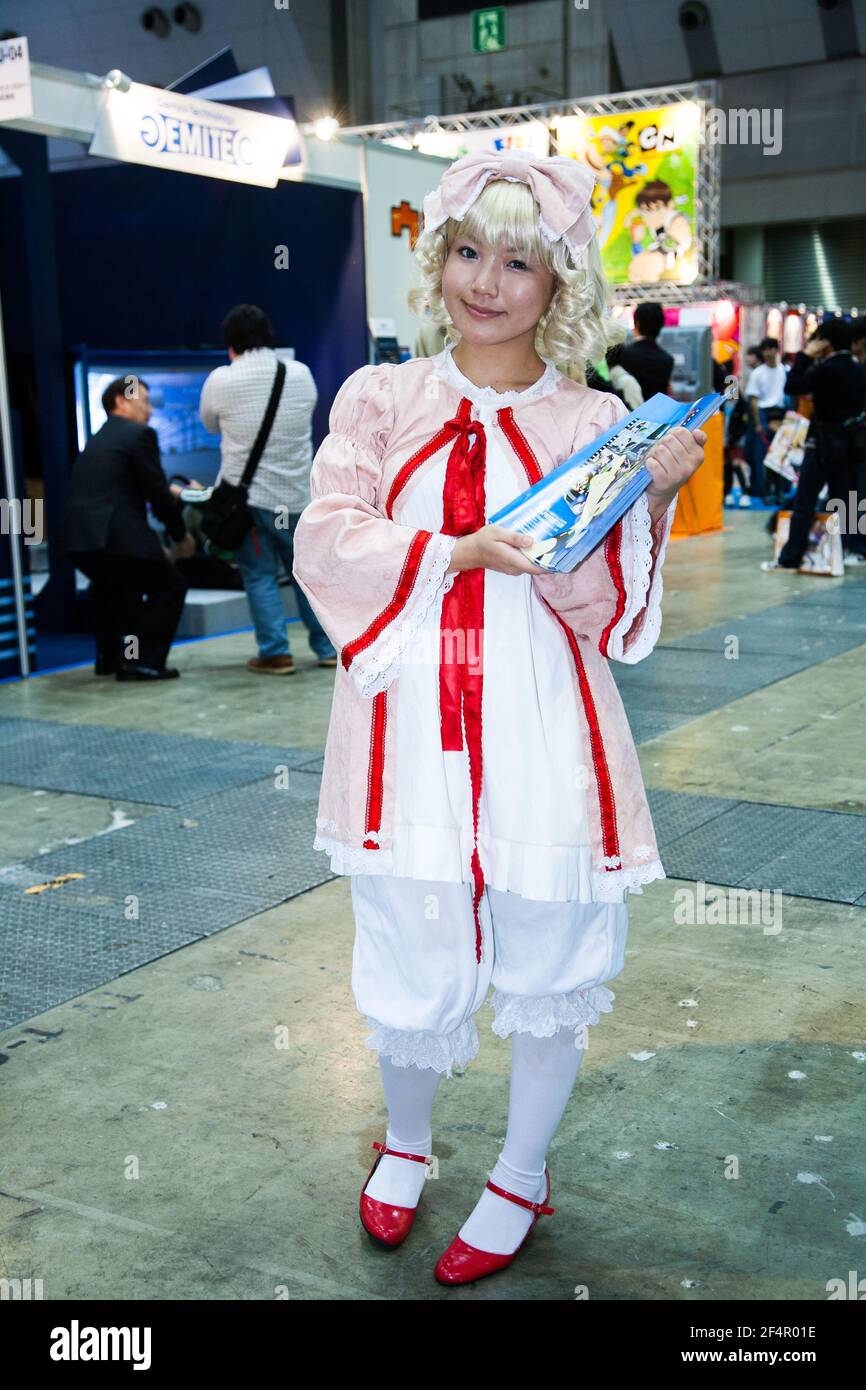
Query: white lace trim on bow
[[361, 1015, 479, 1078], [489, 983, 615, 1042], [346, 533, 457, 699]]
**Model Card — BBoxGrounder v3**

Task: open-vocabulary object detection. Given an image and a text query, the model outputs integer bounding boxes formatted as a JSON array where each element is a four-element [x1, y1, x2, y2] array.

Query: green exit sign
[[472, 7, 506, 53]]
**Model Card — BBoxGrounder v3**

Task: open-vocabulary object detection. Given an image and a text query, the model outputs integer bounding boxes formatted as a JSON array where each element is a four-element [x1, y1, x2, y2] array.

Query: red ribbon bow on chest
[[439, 397, 487, 964]]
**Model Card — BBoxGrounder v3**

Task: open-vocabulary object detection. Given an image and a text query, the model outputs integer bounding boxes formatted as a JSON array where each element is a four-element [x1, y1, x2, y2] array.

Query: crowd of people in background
[[60, 299, 866, 680], [726, 320, 866, 526]]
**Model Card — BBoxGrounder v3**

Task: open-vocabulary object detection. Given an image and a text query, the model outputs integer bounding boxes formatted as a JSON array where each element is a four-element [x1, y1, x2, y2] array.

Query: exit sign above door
[[472, 7, 506, 52]]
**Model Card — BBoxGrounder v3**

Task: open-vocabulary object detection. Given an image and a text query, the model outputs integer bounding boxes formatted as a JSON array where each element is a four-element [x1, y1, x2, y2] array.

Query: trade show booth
[[1, 63, 770, 675], [0, 60, 367, 674]]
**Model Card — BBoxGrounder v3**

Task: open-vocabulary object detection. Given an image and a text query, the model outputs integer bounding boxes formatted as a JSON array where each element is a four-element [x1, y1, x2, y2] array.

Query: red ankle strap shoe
[[434, 1167, 554, 1284], [359, 1139, 433, 1247]]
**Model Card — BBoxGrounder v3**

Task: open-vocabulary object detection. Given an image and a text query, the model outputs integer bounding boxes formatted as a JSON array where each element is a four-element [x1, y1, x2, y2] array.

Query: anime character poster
[[553, 103, 701, 285]]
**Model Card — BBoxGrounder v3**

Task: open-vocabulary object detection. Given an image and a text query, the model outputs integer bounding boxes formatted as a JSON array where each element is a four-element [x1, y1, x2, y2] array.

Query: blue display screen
[[73, 352, 226, 487]]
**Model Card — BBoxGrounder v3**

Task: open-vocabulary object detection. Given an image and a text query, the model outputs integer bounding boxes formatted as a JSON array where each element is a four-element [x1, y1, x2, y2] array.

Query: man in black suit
[[61, 375, 194, 680], [618, 302, 675, 402]]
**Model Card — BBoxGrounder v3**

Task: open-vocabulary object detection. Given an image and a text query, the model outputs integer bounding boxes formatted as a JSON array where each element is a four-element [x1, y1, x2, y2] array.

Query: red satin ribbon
[[438, 398, 487, 965]]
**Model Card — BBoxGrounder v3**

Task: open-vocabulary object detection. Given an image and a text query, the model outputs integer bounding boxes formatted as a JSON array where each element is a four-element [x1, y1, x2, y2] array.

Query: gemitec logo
[[138, 110, 254, 168]]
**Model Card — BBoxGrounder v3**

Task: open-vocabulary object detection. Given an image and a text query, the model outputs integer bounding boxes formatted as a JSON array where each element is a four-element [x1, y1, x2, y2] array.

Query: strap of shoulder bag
[[239, 359, 287, 491]]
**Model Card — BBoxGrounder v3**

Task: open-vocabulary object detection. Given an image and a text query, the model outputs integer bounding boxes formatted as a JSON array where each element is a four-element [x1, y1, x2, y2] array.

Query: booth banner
[[0, 33, 32, 122], [385, 121, 550, 161], [553, 104, 700, 286], [90, 82, 296, 188]]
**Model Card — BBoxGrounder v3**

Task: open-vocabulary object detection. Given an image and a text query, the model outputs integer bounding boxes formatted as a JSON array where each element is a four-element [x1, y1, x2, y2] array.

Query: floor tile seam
[[0, 714, 320, 762], [657, 789, 866, 829]]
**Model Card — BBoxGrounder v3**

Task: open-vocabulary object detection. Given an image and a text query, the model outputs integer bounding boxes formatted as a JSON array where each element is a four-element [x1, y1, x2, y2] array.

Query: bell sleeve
[[292, 363, 457, 698], [531, 391, 677, 665]]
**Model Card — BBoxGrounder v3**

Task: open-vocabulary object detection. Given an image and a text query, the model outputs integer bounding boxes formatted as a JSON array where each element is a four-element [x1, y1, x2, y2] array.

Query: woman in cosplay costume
[[292, 150, 705, 1285]]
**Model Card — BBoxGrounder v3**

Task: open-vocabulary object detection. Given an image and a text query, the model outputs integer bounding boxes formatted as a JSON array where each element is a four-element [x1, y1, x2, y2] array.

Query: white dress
[[331, 346, 606, 903], [344, 349, 629, 1073]]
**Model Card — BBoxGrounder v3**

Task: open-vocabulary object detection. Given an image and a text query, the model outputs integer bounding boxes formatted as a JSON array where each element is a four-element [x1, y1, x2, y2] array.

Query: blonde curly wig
[[408, 177, 624, 383]]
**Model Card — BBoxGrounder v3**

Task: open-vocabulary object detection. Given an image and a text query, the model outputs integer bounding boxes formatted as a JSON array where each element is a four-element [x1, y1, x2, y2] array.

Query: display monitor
[[657, 325, 712, 402], [72, 347, 295, 487]]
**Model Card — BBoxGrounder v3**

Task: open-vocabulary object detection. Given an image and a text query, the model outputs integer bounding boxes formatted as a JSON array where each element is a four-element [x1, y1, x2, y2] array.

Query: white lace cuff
[[346, 533, 458, 698], [604, 493, 676, 664], [590, 857, 665, 900]]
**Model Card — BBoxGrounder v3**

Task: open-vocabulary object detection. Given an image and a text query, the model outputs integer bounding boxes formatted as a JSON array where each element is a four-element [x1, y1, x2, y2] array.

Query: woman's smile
[[463, 301, 506, 319]]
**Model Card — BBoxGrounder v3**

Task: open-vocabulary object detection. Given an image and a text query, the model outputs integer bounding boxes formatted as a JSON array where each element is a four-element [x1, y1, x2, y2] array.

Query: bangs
[[449, 179, 552, 267], [409, 167, 615, 379]]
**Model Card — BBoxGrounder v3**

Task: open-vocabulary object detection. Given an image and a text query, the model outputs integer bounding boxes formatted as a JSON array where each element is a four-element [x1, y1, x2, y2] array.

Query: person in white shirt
[[200, 305, 337, 674], [745, 337, 789, 503]]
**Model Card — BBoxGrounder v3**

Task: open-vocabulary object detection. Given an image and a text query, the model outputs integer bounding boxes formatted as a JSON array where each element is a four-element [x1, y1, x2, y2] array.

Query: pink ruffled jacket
[[292, 353, 677, 901]]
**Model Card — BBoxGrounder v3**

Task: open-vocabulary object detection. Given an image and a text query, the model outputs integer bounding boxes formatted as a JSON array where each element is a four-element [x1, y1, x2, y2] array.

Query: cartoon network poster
[[553, 103, 701, 286]]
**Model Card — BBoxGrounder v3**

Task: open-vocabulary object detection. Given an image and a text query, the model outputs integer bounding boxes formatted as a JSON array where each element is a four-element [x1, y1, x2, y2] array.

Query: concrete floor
[[1, 510, 864, 1301]]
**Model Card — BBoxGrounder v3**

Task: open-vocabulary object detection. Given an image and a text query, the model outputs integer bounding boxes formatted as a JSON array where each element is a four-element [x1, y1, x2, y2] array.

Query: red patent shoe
[[434, 1167, 554, 1284], [359, 1140, 433, 1247]]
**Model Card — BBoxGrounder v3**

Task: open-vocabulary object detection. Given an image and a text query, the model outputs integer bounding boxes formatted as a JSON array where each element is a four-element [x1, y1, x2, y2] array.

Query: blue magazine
[[488, 389, 732, 573]]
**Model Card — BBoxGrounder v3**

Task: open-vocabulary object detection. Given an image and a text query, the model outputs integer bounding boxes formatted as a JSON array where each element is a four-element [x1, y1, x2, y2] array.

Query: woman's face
[[441, 232, 555, 348]]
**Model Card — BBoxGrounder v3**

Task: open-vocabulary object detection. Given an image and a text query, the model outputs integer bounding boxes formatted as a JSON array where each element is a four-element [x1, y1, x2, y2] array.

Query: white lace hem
[[346, 532, 457, 699], [314, 828, 390, 873], [605, 493, 676, 665], [314, 829, 664, 901], [361, 1015, 479, 1077], [489, 983, 615, 1042]]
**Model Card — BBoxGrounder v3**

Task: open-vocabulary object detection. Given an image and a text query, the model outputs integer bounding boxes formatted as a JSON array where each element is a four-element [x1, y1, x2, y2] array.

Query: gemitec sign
[[89, 81, 297, 188]]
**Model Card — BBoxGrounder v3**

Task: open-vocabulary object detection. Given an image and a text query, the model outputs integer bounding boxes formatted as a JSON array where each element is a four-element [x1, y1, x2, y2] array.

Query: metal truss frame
[[610, 280, 765, 308], [336, 80, 723, 287]]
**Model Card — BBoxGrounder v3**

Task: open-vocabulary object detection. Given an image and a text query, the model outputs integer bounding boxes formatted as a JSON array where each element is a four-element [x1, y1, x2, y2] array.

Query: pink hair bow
[[422, 149, 597, 260]]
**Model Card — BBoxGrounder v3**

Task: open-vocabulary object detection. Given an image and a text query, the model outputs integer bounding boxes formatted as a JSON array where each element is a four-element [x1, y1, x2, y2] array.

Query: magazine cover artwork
[[764, 411, 810, 483], [489, 389, 732, 573]]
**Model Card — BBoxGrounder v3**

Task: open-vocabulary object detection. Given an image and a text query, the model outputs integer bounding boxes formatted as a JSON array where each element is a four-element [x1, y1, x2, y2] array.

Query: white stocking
[[458, 1026, 585, 1255], [364, 1055, 442, 1208]]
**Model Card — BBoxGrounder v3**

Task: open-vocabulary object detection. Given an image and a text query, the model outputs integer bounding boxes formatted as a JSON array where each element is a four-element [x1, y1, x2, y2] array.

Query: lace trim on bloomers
[[489, 983, 615, 1043], [347, 533, 457, 699], [361, 1015, 479, 1078]]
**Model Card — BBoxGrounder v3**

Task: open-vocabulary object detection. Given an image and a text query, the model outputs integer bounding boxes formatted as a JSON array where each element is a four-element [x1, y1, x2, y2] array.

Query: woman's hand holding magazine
[[644, 426, 707, 522], [448, 392, 725, 579], [447, 525, 538, 576], [445, 419, 708, 577]]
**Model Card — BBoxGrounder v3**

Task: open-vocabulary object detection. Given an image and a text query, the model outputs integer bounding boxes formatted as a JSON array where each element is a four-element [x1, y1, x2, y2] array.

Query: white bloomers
[[350, 873, 629, 1078]]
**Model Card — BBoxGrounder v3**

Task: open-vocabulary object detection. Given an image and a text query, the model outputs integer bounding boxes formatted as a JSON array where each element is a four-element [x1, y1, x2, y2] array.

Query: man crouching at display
[[61, 375, 195, 680]]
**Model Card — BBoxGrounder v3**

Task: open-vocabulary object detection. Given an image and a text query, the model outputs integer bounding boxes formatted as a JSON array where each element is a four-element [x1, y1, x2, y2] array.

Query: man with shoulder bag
[[199, 304, 337, 673]]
